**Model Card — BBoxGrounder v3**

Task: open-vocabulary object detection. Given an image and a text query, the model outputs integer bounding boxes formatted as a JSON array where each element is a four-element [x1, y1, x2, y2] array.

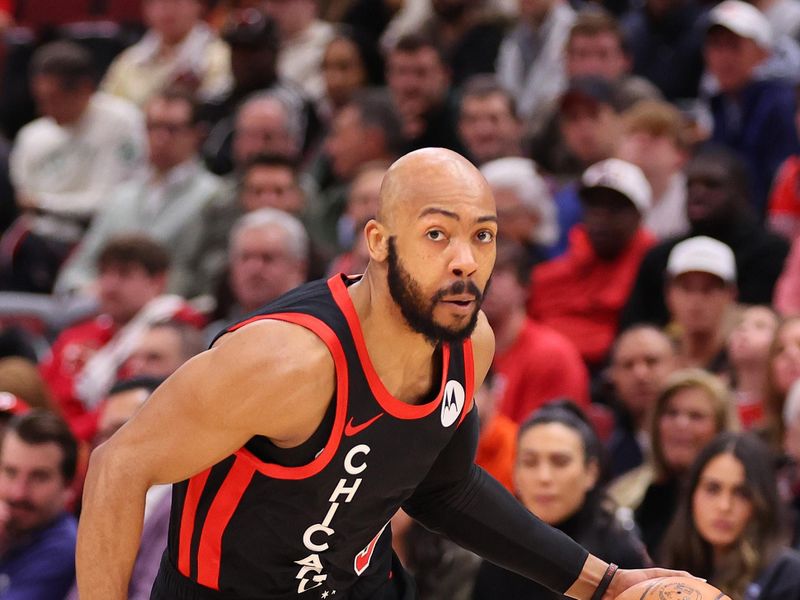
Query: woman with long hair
[[763, 316, 800, 449], [472, 400, 649, 600], [608, 368, 738, 558], [662, 432, 800, 600]]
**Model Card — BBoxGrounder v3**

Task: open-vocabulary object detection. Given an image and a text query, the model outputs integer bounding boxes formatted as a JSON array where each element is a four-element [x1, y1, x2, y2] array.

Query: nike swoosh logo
[[344, 413, 384, 437]]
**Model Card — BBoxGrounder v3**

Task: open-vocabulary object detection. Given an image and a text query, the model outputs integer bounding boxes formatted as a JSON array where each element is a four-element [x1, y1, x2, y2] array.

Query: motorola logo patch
[[440, 380, 465, 427]]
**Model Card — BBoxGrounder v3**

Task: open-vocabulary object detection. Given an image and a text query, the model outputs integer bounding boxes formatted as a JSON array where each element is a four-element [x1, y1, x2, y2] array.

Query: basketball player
[[77, 148, 684, 599]]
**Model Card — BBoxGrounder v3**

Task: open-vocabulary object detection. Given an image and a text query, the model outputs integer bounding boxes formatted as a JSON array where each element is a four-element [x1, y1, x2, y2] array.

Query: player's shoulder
[[211, 319, 335, 392]]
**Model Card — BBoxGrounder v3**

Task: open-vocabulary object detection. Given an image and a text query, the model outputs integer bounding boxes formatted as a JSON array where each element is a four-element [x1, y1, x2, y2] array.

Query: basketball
[[615, 577, 732, 600]]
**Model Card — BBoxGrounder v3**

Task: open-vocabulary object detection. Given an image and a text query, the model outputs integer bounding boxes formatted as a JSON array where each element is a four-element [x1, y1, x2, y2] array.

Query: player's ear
[[365, 219, 389, 262]]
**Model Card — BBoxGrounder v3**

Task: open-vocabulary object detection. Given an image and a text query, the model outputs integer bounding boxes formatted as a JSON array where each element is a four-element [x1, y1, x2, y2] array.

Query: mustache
[[432, 279, 483, 303]]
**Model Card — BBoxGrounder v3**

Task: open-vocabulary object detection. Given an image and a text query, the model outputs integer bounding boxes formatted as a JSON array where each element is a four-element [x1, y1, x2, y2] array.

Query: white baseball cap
[[667, 236, 737, 283], [580, 158, 652, 214], [708, 0, 772, 50]]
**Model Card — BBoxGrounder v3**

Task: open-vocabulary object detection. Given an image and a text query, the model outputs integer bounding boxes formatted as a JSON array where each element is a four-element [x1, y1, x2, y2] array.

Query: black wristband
[[591, 563, 619, 600]]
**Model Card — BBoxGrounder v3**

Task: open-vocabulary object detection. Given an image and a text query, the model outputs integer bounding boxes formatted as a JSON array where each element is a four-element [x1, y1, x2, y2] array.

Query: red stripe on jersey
[[178, 467, 212, 577], [328, 274, 447, 420], [227, 312, 349, 479], [196, 456, 256, 589], [457, 339, 475, 428]]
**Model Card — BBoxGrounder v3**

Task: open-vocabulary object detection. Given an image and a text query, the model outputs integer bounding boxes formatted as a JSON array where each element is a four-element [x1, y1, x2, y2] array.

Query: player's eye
[[476, 230, 495, 243], [426, 230, 445, 241]]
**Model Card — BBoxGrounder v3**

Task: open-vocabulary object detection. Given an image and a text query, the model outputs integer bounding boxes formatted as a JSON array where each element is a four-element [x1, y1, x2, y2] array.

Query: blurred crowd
[[0, 0, 800, 598]]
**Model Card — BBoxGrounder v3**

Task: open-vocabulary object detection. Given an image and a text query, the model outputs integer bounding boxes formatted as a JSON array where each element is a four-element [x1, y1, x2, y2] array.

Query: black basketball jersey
[[159, 274, 476, 599]]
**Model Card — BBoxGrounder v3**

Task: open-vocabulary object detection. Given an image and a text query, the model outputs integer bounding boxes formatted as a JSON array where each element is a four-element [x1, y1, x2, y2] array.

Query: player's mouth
[[440, 297, 476, 313]]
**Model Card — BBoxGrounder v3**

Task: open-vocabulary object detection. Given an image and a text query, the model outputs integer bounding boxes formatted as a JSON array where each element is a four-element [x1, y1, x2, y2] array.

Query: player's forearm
[[76, 444, 148, 599], [564, 554, 610, 600], [405, 465, 588, 594]]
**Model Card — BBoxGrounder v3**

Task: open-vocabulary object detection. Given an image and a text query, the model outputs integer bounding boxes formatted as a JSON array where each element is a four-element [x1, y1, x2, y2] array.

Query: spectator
[[239, 154, 304, 216], [419, 0, 506, 86], [495, 0, 575, 120], [621, 147, 790, 328], [310, 89, 403, 257], [528, 158, 656, 369], [319, 26, 385, 123], [549, 77, 625, 254], [616, 100, 691, 240], [607, 325, 678, 479], [458, 75, 524, 167], [529, 8, 663, 178], [202, 11, 317, 176], [55, 88, 225, 299], [665, 236, 737, 373], [0, 411, 78, 600], [208, 209, 309, 335], [103, 0, 232, 107], [726, 305, 779, 430], [704, 0, 800, 216], [763, 316, 800, 449], [65, 377, 167, 600], [125, 321, 205, 379], [662, 432, 800, 599], [40, 235, 204, 442], [609, 368, 738, 558], [782, 380, 800, 547], [480, 157, 559, 269], [5, 41, 145, 293], [263, 0, 335, 100], [386, 34, 465, 153], [621, 0, 707, 101], [481, 241, 590, 424], [229, 92, 305, 169], [472, 401, 649, 600]]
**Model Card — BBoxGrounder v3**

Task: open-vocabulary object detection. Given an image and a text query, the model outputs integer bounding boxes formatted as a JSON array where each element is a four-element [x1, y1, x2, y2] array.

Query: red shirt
[[494, 318, 590, 424], [527, 226, 656, 366], [40, 305, 205, 441], [476, 414, 518, 492], [768, 155, 800, 239]]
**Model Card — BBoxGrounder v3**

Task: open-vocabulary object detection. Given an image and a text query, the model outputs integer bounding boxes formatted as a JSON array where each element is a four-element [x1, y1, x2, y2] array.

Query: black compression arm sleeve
[[402, 408, 589, 594]]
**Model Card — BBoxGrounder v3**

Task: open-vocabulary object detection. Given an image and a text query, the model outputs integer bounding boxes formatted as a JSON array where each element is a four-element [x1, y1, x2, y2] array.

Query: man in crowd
[[208, 208, 310, 335], [482, 241, 590, 424], [529, 158, 656, 370], [102, 0, 232, 106], [126, 321, 206, 380], [622, 147, 789, 327], [40, 235, 204, 442], [5, 41, 145, 293], [607, 325, 677, 478], [55, 88, 225, 299], [240, 154, 305, 216], [615, 100, 690, 240], [704, 0, 799, 215], [457, 75, 524, 167], [386, 34, 465, 152], [665, 236, 738, 372], [310, 89, 404, 257], [0, 411, 78, 599]]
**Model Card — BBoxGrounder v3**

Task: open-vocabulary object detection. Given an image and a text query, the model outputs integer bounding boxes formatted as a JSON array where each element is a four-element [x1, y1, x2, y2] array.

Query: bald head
[[377, 148, 494, 228]]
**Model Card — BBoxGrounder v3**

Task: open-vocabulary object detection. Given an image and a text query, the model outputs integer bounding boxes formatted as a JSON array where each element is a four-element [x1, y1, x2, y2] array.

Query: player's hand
[[606, 568, 696, 600]]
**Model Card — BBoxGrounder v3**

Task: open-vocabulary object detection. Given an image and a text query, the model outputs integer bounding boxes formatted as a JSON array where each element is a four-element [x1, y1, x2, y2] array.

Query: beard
[[386, 237, 485, 345]]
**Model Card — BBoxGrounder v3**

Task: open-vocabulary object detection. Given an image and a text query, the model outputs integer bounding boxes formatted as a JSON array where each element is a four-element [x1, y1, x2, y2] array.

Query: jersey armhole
[[228, 312, 350, 480]]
